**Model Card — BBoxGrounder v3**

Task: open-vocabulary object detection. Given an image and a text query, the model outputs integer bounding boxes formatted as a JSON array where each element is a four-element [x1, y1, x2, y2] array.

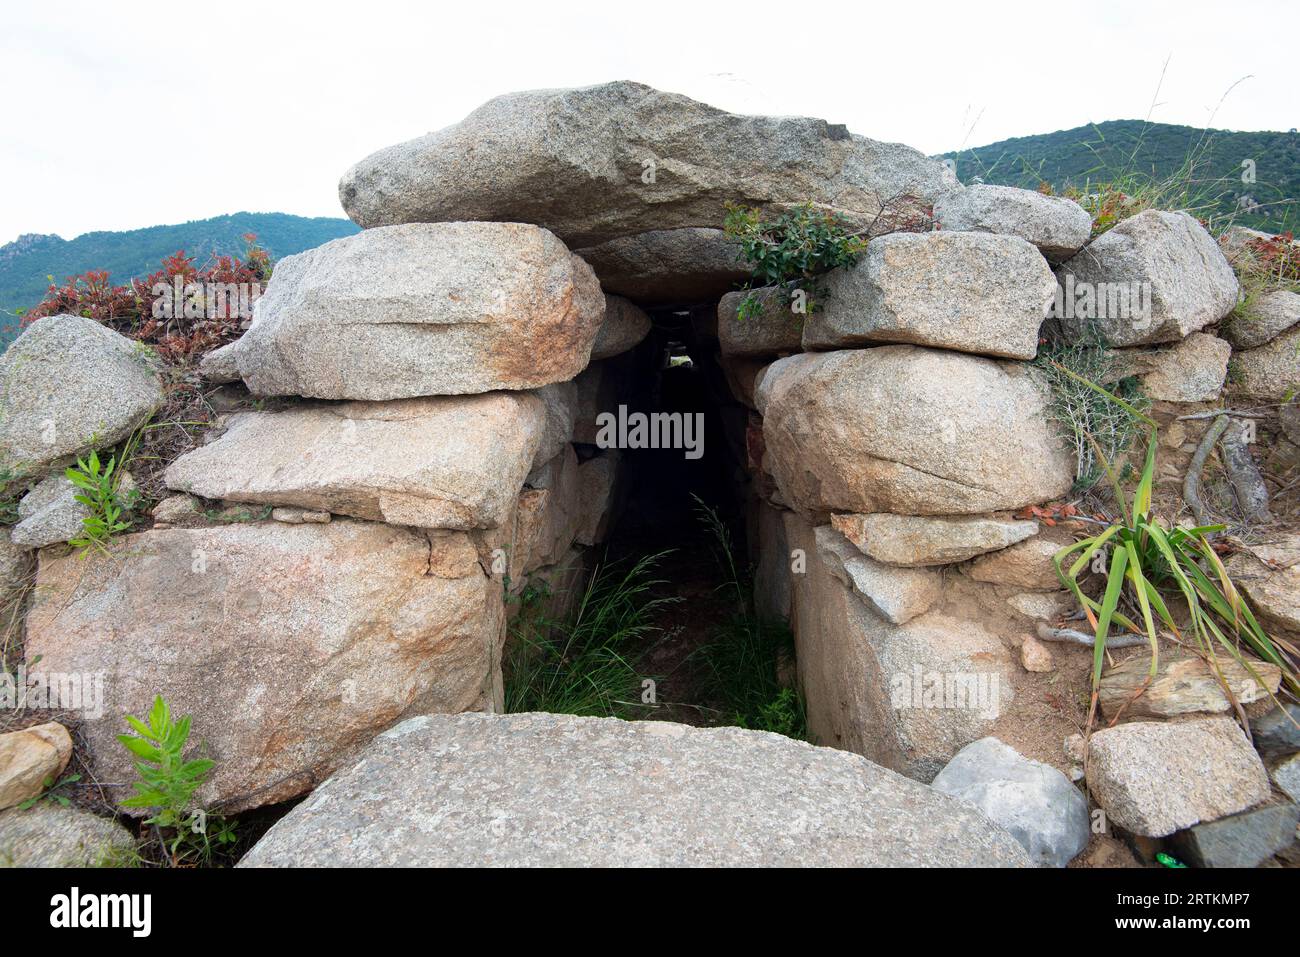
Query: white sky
[[2, 0, 1296, 245]]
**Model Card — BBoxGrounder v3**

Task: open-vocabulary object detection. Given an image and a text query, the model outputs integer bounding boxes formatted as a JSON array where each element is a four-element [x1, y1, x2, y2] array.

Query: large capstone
[[338, 81, 957, 248]]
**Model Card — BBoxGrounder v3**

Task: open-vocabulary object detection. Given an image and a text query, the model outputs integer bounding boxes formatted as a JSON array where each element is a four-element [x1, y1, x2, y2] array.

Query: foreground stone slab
[[575, 228, 750, 304], [238, 712, 1030, 867], [0, 802, 136, 867], [0, 723, 72, 811], [339, 81, 957, 249], [1085, 718, 1271, 837], [759, 347, 1074, 516], [830, 513, 1038, 567], [1056, 210, 1238, 346], [232, 222, 604, 399], [933, 184, 1092, 259], [25, 521, 503, 813], [932, 737, 1089, 867], [0, 314, 163, 478], [166, 394, 544, 531], [802, 232, 1057, 359]]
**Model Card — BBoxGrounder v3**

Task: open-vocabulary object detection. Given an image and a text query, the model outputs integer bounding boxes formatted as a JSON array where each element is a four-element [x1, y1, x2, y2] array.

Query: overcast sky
[[2, 0, 1296, 245]]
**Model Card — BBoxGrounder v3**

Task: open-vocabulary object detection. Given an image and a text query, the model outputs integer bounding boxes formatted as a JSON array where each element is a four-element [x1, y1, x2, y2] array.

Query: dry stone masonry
[[1, 79, 1297, 868]]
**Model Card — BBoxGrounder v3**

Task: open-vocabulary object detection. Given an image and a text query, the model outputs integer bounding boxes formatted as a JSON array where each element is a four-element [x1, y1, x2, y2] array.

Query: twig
[[1036, 622, 1148, 649], [1184, 414, 1231, 525]]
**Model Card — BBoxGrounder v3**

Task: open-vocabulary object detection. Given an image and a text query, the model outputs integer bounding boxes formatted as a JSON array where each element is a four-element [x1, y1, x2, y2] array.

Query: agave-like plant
[[1049, 364, 1299, 732]]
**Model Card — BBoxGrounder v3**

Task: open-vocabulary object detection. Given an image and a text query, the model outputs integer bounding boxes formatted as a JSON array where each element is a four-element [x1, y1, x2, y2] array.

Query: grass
[[503, 552, 675, 718], [1034, 338, 1150, 493], [690, 496, 806, 739], [1048, 364, 1300, 738]]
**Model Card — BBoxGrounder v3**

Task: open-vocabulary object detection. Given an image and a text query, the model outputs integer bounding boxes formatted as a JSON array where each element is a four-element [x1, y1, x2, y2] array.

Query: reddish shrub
[[22, 234, 271, 366]]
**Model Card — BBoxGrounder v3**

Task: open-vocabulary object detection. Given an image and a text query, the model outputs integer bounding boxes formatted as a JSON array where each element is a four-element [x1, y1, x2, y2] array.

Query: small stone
[[1251, 703, 1300, 760], [1220, 289, 1300, 350], [1170, 801, 1300, 869], [1232, 325, 1300, 401], [1056, 210, 1238, 347], [1007, 591, 1074, 621], [0, 802, 136, 867], [802, 231, 1057, 360], [968, 537, 1064, 591], [1019, 635, 1055, 672], [931, 737, 1090, 867], [717, 288, 803, 357], [1272, 753, 1300, 803], [589, 295, 652, 361], [574, 228, 749, 304], [934, 184, 1092, 259], [0, 314, 164, 479], [271, 507, 331, 524], [0, 722, 73, 811], [815, 526, 942, 625], [1135, 333, 1232, 402], [12, 472, 135, 548], [829, 512, 1038, 567]]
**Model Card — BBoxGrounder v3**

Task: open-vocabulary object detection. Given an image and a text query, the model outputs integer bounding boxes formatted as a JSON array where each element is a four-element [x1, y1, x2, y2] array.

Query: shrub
[[21, 234, 270, 365], [726, 203, 878, 321], [65, 449, 140, 555], [1034, 340, 1150, 492]]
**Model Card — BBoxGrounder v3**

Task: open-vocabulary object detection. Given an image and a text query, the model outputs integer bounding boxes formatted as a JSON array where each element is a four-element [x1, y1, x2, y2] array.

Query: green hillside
[[0, 211, 359, 329], [938, 120, 1300, 234]]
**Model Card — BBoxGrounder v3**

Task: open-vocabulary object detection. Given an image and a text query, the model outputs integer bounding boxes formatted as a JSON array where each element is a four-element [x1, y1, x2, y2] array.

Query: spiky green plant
[[1049, 364, 1299, 732], [504, 552, 674, 717]]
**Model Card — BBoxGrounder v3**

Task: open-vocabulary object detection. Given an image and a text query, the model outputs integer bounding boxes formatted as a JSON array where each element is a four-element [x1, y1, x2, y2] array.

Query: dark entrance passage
[[591, 306, 768, 727]]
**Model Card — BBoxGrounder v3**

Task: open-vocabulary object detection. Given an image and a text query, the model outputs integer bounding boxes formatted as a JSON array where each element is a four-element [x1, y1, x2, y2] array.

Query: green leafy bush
[[723, 202, 870, 321], [65, 450, 138, 554], [117, 695, 235, 865]]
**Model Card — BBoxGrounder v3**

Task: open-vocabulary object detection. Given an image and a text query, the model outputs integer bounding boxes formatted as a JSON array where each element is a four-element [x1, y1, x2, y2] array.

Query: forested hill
[[937, 119, 1300, 233], [0, 212, 360, 320]]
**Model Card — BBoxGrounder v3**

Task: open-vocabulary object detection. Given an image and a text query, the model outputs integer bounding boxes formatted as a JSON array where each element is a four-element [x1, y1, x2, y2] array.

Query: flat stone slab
[[238, 712, 1031, 867], [165, 394, 544, 530]]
